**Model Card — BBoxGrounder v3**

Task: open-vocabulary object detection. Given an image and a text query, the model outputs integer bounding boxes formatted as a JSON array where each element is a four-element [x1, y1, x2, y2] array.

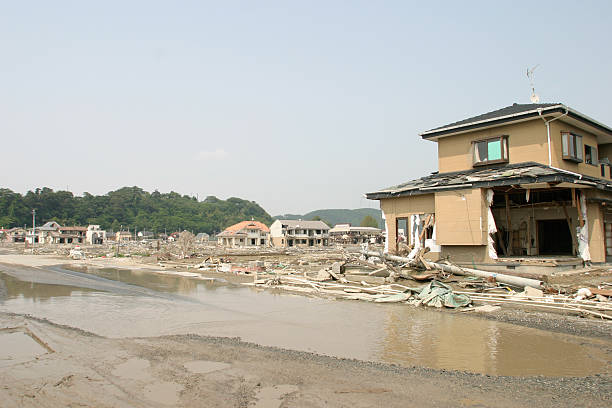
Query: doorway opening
[[537, 219, 573, 255]]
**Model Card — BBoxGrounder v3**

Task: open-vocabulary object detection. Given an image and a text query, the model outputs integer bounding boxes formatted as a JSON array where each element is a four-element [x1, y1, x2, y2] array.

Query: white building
[[86, 225, 107, 244], [269, 220, 330, 248]]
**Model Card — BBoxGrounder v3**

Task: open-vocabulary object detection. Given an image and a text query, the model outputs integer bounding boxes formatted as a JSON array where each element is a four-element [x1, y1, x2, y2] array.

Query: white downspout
[[538, 108, 581, 178]]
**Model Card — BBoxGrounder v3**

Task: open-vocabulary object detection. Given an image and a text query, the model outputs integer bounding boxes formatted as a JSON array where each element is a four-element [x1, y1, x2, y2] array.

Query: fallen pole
[[360, 250, 544, 289]]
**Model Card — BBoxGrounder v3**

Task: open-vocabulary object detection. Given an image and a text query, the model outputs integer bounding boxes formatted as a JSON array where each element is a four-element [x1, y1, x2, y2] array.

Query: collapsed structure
[[328, 223, 383, 244], [366, 103, 612, 267]]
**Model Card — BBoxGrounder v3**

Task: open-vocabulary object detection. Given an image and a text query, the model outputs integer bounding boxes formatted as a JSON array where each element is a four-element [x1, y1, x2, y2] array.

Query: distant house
[[26, 222, 86, 244], [329, 223, 383, 244], [217, 221, 270, 248], [116, 231, 133, 242], [86, 225, 107, 244], [1, 227, 26, 243], [269, 220, 330, 247], [137, 230, 155, 240], [55, 226, 87, 244], [195, 232, 210, 243], [36, 221, 61, 244]]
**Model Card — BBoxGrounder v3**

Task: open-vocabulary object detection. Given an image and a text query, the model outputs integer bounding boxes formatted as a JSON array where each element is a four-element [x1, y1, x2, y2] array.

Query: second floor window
[[585, 144, 598, 165], [473, 136, 508, 166], [561, 132, 583, 162]]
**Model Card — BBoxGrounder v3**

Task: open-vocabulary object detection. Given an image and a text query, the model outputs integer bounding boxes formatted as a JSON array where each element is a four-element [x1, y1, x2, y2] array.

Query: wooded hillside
[[0, 187, 273, 234]]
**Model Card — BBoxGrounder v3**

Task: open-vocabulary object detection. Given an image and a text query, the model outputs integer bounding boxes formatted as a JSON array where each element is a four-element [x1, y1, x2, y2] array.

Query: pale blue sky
[[1, 1, 611, 215]]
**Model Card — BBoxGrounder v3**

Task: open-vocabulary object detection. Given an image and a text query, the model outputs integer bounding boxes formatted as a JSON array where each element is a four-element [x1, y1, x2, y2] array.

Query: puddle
[[1, 267, 610, 377], [184, 360, 230, 374], [254, 384, 298, 408], [144, 381, 183, 405], [0, 272, 95, 301], [0, 332, 49, 365], [111, 358, 152, 380]]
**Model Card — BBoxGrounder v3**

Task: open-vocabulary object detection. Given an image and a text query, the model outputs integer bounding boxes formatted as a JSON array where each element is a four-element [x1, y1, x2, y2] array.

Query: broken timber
[[360, 250, 544, 289]]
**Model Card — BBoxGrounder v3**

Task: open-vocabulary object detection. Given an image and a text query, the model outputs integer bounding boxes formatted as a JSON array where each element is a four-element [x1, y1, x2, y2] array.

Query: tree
[[310, 216, 332, 228], [176, 230, 195, 258], [360, 215, 379, 228]]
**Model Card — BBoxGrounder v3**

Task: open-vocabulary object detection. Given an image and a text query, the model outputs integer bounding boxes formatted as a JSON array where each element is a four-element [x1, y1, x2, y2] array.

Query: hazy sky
[[2, 1, 611, 215]]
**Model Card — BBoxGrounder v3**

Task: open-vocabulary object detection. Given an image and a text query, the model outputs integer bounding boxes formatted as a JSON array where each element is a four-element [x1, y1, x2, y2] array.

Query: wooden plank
[[559, 201, 578, 256], [590, 288, 612, 297], [418, 214, 432, 243], [496, 231, 508, 256], [576, 191, 585, 227], [505, 194, 513, 256]]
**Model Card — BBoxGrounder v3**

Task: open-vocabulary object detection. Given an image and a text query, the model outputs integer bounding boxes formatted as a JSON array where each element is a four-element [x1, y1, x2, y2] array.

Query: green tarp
[[414, 280, 471, 308]]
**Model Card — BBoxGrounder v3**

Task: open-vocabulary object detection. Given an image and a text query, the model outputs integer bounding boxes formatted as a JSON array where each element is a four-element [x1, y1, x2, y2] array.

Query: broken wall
[[492, 205, 576, 256], [586, 202, 605, 263], [380, 194, 435, 254]]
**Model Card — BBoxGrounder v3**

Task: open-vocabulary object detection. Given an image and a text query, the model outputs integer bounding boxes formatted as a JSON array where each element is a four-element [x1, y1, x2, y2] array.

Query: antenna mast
[[526, 65, 540, 103]]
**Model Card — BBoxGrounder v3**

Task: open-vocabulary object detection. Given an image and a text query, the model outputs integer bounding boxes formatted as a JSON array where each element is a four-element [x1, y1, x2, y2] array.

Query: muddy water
[[0, 266, 610, 377]]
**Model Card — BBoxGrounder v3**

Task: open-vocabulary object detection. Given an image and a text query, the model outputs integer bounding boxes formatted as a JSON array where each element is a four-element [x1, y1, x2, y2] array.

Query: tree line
[[0, 187, 274, 234]]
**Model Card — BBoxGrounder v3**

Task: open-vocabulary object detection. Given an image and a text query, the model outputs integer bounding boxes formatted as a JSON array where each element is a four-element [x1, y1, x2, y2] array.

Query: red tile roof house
[[217, 221, 270, 248]]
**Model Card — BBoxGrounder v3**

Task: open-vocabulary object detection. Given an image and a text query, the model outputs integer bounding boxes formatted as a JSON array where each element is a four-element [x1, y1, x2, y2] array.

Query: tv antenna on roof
[[527, 65, 540, 103]]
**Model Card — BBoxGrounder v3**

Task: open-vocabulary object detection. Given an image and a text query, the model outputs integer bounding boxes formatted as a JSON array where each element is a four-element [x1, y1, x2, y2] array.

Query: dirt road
[[1, 313, 610, 408]]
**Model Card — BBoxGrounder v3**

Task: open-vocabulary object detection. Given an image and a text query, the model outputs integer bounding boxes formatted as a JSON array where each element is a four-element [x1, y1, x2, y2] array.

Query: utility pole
[[31, 209, 36, 245]]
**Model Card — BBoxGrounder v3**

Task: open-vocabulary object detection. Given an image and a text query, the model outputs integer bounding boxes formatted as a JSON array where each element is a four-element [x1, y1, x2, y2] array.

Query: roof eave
[[419, 104, 612, 140], [419, 105, 567, 140], [366, 173, 612, 200]]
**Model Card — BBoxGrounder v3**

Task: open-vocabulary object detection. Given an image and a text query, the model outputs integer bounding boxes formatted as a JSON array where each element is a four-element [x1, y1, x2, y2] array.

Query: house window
[[585, 145, 597, 165], [601, 164, 606, 177], [473, 136, 508, 166], [561, 132, 583, 162]]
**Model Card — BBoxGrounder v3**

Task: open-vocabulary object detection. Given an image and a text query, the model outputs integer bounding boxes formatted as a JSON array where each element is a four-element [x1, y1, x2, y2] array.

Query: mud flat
[[1, 253, 611, 406], [0, 313, 610, 408]]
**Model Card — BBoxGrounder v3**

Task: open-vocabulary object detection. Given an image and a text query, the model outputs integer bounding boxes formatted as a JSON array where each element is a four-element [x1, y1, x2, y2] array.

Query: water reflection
[[70, 266, 204, 294], [379, 308, 605, 376], [0, 272, 94, 302]]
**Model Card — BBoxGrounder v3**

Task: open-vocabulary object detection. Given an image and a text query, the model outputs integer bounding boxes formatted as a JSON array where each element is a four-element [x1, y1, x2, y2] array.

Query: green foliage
[[309, 215, 332, 228], [276, 208, 383, 229], [0, 187, 273, 234], [360, 215, 379, 228]]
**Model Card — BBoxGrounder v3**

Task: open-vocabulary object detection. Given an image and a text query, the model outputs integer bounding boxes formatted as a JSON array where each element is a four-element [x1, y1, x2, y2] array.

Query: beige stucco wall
[[440, 245, 489, 263], [598, 143, 612, 162], [436, 118, 611, 182], [437, 120, 549, 173], [549, 120, 602, 178], [270, 236, 285, 247], [587, 202, 605, 263], [380, 194, 435, 253], [435, 188, 486, 245], [380, 194, 435, 217]]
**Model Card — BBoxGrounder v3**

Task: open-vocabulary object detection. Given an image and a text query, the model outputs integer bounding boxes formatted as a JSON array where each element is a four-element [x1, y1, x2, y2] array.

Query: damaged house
[[329, 224, 383, 244], [366, 103, 612, 268], [270, 220, 330, 247], [217, 221, 270, 248]]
